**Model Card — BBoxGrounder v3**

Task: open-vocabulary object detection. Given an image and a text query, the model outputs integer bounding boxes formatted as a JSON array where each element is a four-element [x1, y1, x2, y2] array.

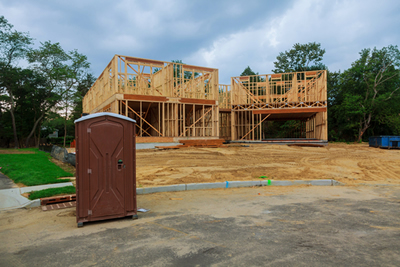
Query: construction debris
[[40, 194, 76, 205]]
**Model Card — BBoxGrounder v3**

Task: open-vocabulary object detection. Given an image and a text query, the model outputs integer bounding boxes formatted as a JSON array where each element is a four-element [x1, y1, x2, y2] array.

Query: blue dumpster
[[369, 136, 400, 149]]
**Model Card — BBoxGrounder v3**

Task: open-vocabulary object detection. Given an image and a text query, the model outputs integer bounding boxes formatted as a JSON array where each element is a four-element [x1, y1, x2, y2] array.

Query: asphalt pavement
[[1, 185, 400, 266], [0, 172, 16, 189]]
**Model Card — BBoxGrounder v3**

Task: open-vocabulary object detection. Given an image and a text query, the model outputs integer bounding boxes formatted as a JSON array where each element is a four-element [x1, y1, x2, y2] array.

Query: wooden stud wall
[[84, 55, 219, 113], [231, 109, 327, 141], [117, 99, 218, 138], [231, 70, 327, 106], [83, 55, 328, 142], [306, 111, 327, 140], [219, 113, 231, 140], [83, 55, 220, 139], [218, 84, 231, 109], [231, 111, 271, 141], [230, 70, 328, 141]]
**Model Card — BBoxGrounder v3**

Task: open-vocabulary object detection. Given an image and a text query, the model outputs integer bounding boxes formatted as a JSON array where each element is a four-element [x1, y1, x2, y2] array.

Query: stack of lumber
[[156, 139, 225, 150]]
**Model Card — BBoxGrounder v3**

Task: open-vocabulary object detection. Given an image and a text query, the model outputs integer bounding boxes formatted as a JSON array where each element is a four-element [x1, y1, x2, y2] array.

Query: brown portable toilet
[[74, 112, 137, 227]]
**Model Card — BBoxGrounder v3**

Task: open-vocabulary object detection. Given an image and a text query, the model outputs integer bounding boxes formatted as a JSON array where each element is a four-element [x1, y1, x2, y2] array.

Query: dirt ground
[[1, 144, 400, 265], [3, 143, 400, 188], [1, 185, 400, 266], [136, 142, 400, 187]]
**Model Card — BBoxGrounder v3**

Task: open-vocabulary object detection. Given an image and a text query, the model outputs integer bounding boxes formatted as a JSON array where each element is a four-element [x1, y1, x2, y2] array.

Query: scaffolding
[[230, 70, 328, 141], [83, 55, 219, 142]]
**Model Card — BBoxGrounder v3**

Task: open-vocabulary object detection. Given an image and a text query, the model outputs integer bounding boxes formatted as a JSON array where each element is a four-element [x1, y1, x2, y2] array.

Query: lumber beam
[[123, 94, 167, 102], [179, 98, 216, 105], [183, 65, 216, 72], [252, 107, 327, 115], [125, 57, 165, 67]]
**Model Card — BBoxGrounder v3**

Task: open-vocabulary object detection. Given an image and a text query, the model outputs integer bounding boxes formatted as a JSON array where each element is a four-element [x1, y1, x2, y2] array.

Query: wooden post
[[173, 103, 179, 136], [183, 103, 186, 137], [162, 102, 165, 137], [192, 104, 195, 137], [140, 101, 142, 137], [202, 105, 205, 137], [114, 55, 118, 94]]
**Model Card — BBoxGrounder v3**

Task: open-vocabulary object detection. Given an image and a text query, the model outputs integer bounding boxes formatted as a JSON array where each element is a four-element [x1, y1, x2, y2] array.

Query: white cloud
[[185, 0, 400, 83], [1, 0, 399, 81]]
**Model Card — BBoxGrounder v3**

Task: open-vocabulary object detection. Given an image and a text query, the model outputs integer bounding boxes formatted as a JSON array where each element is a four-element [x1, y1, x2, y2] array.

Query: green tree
[[14, 68, 51, 147], [0, 16, 33, 148], [0, 66, 51, 147], [273, 42, 326, 73], [71, 73, 96, 122], [27, 41, 90, 147], [240, 66, 264, 94], [326, 70, 344, 141], [240, 66, 258, 76], [338, 45, 400, 142], [171, 59, 199, 80]]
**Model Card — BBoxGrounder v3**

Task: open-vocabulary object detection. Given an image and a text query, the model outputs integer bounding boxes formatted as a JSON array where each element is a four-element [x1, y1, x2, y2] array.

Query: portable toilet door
[[74, 112, 137, 227]]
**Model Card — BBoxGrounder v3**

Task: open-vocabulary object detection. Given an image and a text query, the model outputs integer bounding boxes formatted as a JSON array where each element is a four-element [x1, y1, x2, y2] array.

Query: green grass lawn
[[0, 148, 74, 186], [28, 186, 76, 200]]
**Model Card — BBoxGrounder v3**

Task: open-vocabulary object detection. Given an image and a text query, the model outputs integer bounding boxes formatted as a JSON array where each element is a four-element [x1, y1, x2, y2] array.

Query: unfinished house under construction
[[229, 70, 328, 142], [83, 55, 327, 144], [83, 55, 220, 143]]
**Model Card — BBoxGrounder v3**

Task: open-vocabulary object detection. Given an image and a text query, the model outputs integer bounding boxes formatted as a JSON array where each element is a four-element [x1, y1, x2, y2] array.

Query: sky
[[1, 0, 399, 84]]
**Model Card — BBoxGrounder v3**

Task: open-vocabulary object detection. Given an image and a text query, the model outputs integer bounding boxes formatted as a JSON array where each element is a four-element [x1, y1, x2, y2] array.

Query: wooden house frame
[[84, 55, 327, 142], [230, 70, 328, 141], [83, 55, 219, 142]]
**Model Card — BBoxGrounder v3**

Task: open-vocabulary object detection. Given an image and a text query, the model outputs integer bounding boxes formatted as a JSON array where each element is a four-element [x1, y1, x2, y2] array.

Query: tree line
[[1, 15, 399, 147]]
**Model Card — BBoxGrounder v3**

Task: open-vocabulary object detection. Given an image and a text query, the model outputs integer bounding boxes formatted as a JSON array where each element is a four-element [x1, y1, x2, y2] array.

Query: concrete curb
[[1, 179, 343, 210], [186, 182, 226, 190], [260, 179, 334, 186], [136, 184, 186, 195], [22, 199, 41, 208], [19, 182, 74, 194], [137, 179, 342, 195], [0, 182, 74, 211]]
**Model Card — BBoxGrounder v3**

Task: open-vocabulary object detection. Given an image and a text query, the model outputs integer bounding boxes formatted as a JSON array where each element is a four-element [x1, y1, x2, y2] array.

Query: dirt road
[[137, 143, 400, 187]]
